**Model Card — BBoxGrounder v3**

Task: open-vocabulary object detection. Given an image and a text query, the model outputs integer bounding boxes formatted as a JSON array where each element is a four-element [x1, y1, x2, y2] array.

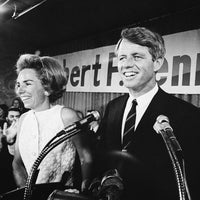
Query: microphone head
[[88, 177, 101, 196], [97, 169, 123, 200], [90, 110, 100, 121], [101, 169, 123, 191], [154, 115, 173, 134], [156, 115, 169, 123]]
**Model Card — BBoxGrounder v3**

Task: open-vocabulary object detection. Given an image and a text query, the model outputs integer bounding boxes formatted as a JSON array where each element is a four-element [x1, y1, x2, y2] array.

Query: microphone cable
[[159, 129, 187, 200], [23, 111, 100, 200], [154, 115, 191, 200]]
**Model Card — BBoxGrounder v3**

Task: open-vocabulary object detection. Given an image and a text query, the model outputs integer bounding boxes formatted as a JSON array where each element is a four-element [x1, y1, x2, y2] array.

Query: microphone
[[154, 116, 192, 200], [97, 169, 124, 200], [153, 115, 182, 152], [56, 111, 100, 137]]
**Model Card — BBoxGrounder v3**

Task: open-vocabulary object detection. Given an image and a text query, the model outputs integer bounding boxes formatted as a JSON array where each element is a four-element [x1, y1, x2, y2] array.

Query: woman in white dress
[[12, 54, 93, 192]]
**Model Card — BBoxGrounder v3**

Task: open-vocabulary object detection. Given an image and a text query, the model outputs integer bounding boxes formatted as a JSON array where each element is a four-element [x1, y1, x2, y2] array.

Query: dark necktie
[[122, 99, 137, 150]]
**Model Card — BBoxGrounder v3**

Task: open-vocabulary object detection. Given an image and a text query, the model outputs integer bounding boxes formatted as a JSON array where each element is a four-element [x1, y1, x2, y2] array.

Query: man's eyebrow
[[132, 52, 146, 56], [16, 79, 34, 83]]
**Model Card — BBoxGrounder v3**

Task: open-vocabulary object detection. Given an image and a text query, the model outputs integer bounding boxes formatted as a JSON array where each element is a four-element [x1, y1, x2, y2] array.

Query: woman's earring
[[44, 91, 49, 96]]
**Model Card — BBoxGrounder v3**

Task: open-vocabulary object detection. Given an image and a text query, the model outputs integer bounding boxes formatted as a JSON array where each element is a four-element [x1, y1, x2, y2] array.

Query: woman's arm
[[12, 146, 28, 187], [61, 107, 93, 192], [12, 114, 28, 187]]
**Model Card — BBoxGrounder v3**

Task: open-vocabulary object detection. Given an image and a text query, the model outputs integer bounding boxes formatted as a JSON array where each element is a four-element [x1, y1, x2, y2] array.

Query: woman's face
[[15, 68, 49, 111], [13, 100, 20, 108]]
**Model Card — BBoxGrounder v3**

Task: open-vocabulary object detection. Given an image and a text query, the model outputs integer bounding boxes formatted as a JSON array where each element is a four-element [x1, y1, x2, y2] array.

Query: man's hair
[[115, 26, 166, 61], [16, 54, 67, 103], [7, 106, 21, 115]]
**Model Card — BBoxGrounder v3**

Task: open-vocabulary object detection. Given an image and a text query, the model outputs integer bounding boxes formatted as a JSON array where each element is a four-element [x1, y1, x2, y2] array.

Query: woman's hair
[[115, 26, 166, 61], [16, 54, 67, 103]]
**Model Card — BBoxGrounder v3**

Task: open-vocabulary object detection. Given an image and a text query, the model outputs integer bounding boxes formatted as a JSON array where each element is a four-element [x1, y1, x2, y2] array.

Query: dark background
[[0, 0, 200, 105], [1, 0, 200, 59]]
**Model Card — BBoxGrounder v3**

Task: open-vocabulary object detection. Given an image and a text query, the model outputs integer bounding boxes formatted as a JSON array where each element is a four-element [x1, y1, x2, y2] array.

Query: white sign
[[55, 29, 200, 94]]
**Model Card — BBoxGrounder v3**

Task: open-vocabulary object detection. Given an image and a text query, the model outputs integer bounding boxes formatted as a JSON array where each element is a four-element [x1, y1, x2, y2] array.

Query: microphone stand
[[23, 111, 100, 200], [159, 129, 191, 200], [23, 128, 82, 200]]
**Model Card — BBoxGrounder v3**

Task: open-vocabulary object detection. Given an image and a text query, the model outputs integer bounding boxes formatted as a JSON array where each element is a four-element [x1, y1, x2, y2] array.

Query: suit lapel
[[135, 88, 168, 136]]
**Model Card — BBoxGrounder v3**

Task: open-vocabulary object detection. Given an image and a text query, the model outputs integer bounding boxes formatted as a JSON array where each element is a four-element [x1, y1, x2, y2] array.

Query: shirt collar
[[128, 84, 159, 106]]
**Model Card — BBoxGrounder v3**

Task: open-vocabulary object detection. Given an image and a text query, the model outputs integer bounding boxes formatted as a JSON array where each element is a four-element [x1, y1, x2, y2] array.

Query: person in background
[[6, 107, 21, 127], [11, 96, 29, 114], [2, 107, 21, 155], [0, 104, 9, 153], [11, 97, 21, 109], [0, 103, 9, 153], [10, 54, 93, 192], [0, 107, 17, 194], [95, 27, 200, 200], [0, 104, 8, 129], [0, 132, 16, 195]]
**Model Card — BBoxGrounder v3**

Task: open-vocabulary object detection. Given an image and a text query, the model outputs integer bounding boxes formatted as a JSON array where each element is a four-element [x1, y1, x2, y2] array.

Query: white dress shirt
[[121, 84, 159, 142]]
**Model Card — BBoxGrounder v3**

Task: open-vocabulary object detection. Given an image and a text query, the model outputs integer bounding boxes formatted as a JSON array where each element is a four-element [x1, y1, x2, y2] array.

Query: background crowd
[[0, 97, 28, 194]]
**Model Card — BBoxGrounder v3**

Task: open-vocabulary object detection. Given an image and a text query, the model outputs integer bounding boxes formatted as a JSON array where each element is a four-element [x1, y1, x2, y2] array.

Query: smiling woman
[[10, 54, 93, 193]]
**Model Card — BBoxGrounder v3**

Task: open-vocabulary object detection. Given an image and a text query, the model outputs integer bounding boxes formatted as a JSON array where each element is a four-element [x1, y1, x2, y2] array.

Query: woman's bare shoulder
[[61, 107, 80, 127]]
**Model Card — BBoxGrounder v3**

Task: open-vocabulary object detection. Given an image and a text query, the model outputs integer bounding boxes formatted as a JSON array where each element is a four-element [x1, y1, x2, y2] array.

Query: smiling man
[[95, 27, 200, 200]]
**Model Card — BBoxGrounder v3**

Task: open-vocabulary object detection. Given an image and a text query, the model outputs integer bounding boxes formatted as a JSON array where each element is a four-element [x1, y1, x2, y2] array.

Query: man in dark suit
[[95, 27, 200, 200]]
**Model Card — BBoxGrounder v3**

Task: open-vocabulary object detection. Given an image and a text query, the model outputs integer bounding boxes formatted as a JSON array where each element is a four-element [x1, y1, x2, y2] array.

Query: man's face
[[7, 110, 20, 125], [117, 39, 160, 95]]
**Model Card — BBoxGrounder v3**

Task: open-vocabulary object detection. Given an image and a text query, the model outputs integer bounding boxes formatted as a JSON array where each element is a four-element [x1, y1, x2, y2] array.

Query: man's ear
[[153, 58, 164, 72]]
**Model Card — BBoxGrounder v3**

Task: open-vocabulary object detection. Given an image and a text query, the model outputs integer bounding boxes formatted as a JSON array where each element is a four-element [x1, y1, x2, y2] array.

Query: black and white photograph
[[0, 0, 200, 199]]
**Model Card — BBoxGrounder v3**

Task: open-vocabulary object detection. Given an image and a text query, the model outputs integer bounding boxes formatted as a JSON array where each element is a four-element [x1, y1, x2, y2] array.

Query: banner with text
[[55, 29, 200, 94]]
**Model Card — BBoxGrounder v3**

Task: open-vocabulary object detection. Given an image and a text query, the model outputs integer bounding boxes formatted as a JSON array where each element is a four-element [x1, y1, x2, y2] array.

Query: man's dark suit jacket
[[96, 88, 200, 200]]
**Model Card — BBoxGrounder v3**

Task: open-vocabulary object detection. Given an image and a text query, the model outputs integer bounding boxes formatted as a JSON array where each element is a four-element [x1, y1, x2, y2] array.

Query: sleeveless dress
[[18, 105, 76, 186]]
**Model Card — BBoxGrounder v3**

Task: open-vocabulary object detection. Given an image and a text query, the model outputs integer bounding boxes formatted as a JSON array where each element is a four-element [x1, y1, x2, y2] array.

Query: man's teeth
[[124, 72, 136, 77], [21, 97, 29, 101]]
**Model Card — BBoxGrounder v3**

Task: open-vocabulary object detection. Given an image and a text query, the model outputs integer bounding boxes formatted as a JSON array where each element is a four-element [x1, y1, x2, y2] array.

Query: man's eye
[[118, 57, 125, 61], [134, 56, 142, 61]]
